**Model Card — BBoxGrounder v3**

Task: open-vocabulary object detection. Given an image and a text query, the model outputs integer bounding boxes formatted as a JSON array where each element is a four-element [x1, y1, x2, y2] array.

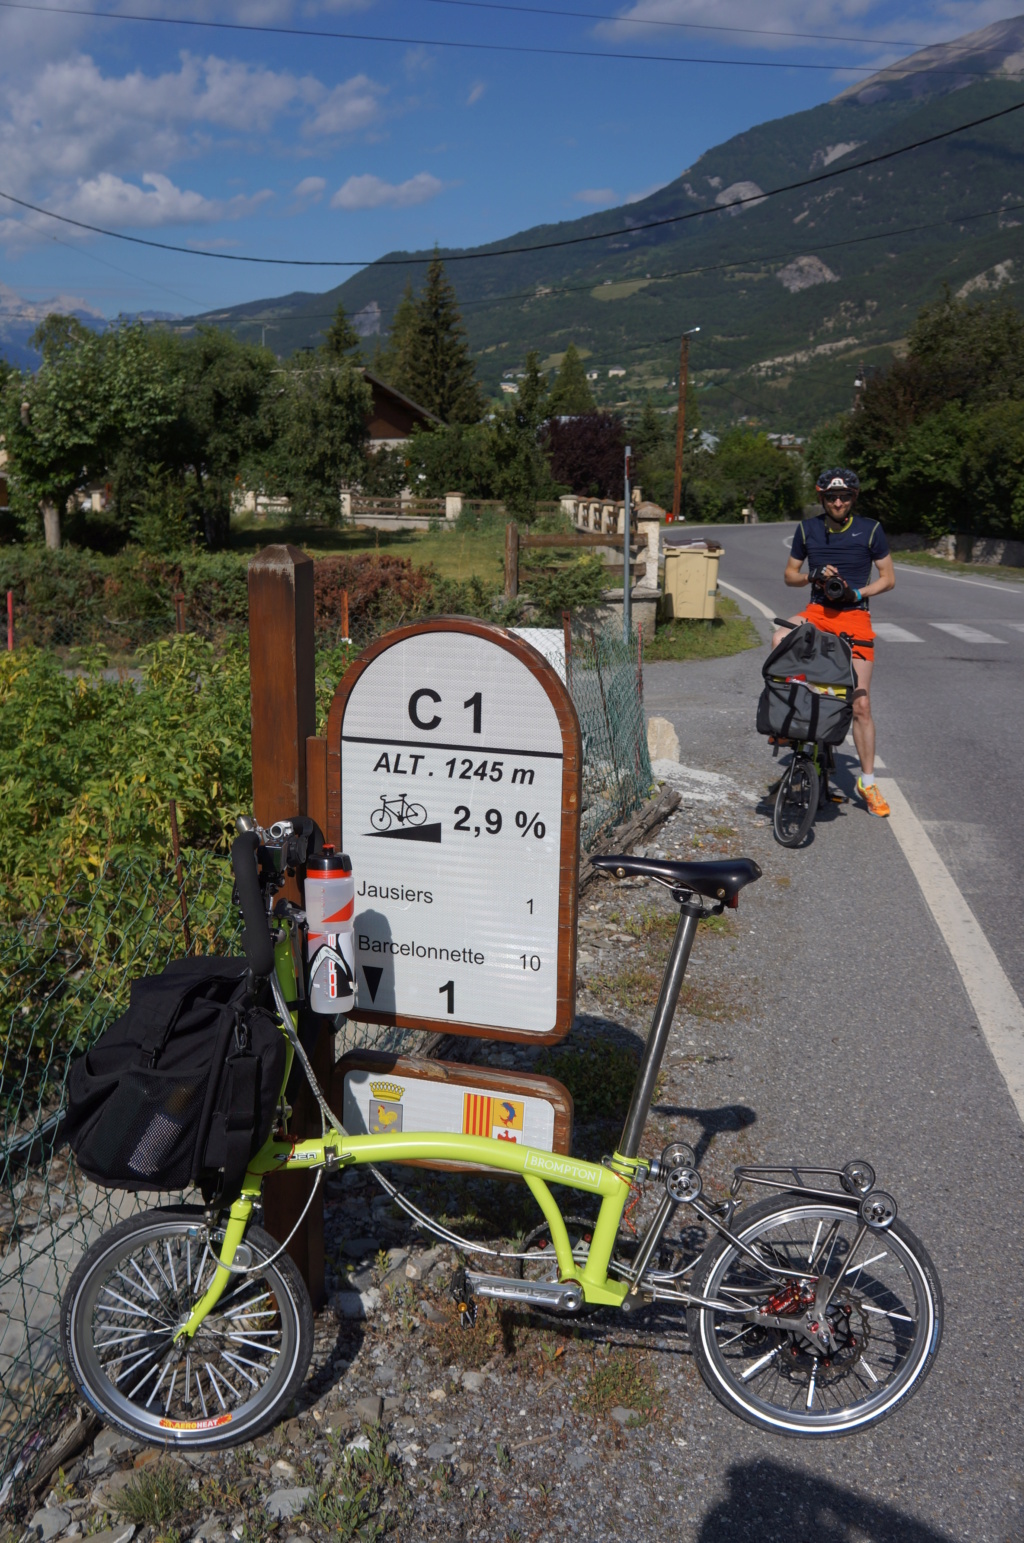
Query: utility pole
[[671, 326, 700, 523], [623, 443, 632, 643]]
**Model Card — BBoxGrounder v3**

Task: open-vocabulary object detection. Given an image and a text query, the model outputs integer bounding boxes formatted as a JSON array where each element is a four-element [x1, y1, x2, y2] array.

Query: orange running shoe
[[857, 777, 890, 817]]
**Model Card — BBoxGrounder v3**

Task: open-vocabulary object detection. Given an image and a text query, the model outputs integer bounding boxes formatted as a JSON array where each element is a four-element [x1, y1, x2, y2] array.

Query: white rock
[[264, 1488, 312, 1522], [270, 1461, 298, 1484], [345, 1435, 371, 1454], [461, 1371, 486, 1392], [329, 1287, 380, 1320], [28, 1508, 70, 1542], [647, 716, 680, 763]]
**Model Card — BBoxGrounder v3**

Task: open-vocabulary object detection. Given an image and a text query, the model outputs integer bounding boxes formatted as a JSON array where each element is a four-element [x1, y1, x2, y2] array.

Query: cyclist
[[772, 468, 895, 817]]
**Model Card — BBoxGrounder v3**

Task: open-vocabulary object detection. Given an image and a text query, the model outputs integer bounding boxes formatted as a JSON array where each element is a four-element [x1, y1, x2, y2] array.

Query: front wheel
[[773, 756, 820, 847], [61, 1207, 313, 1448], [687, 1195, 942, 1437]]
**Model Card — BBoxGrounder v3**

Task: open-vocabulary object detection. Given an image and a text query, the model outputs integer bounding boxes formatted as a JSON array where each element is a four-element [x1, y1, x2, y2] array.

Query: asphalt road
[[668, 520, 1024, 1004], [635, 526, 1024, 1541]]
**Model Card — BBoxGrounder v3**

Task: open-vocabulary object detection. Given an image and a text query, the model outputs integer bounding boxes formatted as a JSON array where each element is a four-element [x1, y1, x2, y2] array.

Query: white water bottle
[[305, 849, 355, 1015]]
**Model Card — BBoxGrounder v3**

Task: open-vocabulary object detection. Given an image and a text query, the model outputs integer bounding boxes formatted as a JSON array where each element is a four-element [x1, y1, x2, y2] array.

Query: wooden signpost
[[248, 561, 583, 1298]]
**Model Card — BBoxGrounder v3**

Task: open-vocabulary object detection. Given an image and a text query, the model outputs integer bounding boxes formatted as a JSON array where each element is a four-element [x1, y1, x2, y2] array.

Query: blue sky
[[0, 0, 1018, 319]]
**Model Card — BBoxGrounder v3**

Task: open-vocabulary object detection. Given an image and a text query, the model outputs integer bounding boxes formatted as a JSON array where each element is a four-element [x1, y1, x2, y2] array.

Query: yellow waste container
[[663, 544, 722, 620]]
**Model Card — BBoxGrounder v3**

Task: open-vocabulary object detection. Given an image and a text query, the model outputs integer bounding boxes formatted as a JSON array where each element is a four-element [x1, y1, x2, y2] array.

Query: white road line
[[718, 580, 778, 622], [893, 563, 1024, 595], [1006, 622, 1024, 632], [879, 777, 1024, 1126], [930, 622, 1007, 645], [873, 623, 923, 643]]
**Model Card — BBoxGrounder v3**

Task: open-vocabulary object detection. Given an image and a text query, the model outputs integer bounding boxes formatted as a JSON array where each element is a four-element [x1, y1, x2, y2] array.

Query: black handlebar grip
[[231, 831, 275, 979]]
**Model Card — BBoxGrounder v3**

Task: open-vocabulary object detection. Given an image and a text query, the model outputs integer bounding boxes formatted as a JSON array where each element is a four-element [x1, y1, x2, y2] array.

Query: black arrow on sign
[[362, 965, 384, 1003]]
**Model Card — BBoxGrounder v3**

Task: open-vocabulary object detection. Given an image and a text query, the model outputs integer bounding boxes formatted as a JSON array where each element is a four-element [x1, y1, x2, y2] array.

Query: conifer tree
[[403, 255, 483, 423], [547, 344, 595, 415], [373, 281, 419, 391], [323, 301, 362, 362]]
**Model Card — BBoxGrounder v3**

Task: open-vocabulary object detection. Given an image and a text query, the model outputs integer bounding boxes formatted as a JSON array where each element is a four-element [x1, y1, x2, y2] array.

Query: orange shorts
[[799, 602, 875, 661]]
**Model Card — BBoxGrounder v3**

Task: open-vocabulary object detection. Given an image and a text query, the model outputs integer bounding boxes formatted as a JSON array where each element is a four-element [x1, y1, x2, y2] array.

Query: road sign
[[333, 1051, 573, 1170], [326, 619, 581, 1042]]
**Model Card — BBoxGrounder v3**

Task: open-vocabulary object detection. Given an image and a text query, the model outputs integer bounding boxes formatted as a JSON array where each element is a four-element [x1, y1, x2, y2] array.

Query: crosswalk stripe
[[930, 622, 1007, 644], [873, 622, 923, 642]]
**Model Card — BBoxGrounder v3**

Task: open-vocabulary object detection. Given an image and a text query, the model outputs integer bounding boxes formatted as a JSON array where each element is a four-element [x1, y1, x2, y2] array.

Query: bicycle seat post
[[617, 896, 702, 1159]]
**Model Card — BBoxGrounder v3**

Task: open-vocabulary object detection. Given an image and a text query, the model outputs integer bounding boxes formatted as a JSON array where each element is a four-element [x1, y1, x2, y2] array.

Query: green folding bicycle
[[61, 819, 943, 1443]]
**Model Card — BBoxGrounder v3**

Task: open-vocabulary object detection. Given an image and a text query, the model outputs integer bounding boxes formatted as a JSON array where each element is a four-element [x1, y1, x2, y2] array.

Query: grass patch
[[230, 514, 507, 585], [116, 1463, 194, 1526], [535, 1040, 642, 1122], [575, 1348, 659, 1425], [305, 1425, 406, 1540], [621, 903, 677, 943], [645, 595, 759, 661], [891, 551, 1024, 584], [589, 963, 662, 1015]]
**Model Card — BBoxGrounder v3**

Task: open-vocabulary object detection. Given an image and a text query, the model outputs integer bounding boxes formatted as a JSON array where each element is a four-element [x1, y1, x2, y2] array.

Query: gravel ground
[[22, 639, 1024, 1543]]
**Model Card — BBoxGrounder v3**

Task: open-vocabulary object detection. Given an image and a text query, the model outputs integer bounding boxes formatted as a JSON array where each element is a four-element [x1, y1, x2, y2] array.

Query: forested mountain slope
[[181, 15, 1024, 431]]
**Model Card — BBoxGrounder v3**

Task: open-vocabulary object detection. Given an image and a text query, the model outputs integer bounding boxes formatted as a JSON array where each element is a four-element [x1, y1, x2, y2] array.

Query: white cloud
[[574, 187, 617, 204], [467, 80, 487, 105], [302, 75, 387, 137], [0, 52, 388, 203], [330, 172, 444, 209], [58, 172, 272, 229], [294, 176, 328, 199]]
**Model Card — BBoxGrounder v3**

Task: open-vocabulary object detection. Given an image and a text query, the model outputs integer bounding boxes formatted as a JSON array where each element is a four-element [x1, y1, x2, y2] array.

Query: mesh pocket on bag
[[77, 1070, 209, 1189]]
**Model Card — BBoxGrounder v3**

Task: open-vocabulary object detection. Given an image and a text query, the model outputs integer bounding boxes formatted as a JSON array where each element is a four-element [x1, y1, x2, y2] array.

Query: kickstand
[[450, 1267, 477, 1329]]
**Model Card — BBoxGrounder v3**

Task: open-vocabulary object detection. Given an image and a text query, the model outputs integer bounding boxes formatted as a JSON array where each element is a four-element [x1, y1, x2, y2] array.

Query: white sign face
[[342, 1069, 557, 1150], [334, 626, 577, 1039]]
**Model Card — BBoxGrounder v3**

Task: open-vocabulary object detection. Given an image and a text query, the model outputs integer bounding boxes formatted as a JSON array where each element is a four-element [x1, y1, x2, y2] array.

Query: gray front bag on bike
[[756, 623, 855, 745]]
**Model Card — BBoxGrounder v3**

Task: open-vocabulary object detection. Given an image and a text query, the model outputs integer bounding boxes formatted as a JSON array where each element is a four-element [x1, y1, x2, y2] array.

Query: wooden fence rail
[[504, 523, 648, 600]]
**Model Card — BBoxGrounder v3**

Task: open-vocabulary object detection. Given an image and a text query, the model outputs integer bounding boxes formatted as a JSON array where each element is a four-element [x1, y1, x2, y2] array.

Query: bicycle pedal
[[828, 791, 849, 804]]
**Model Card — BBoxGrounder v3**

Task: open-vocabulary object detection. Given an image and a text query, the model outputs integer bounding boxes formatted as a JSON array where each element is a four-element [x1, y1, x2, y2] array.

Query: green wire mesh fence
[[0, 847, 448, 1503], [0, 624, 652, 1502], [568, 628, 652, 850]]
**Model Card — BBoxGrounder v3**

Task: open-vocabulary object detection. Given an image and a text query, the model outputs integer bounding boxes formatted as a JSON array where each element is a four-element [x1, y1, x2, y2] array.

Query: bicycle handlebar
[[773, 617, 797, 630], [230, 831, 276, 979]]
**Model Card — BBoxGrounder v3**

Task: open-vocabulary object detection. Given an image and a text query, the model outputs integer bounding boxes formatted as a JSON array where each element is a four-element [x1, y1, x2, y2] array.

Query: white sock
[[859, 773, 875, 788]]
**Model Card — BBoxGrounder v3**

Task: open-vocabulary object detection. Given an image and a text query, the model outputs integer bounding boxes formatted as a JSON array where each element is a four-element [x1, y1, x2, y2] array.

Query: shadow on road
[[697, 1460, 955, 1543], [650, 1102, 757, 1167]]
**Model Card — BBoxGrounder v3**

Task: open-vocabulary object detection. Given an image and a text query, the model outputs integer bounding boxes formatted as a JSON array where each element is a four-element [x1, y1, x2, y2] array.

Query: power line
[[2, 94, 1023, 267], [0, 0, 1013, 79], [211, 194, 1024, 335], [384, 0, 939, 50]]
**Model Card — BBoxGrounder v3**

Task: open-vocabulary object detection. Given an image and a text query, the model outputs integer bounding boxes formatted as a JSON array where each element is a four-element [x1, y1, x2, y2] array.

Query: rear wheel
[[687, 1195, 942, 1436], [773, 756, 820, 847], [61, 1207, 313, 1448]]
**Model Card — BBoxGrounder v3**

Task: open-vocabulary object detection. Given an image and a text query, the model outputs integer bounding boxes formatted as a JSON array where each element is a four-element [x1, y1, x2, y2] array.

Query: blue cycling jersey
[[791, 512, 890, 597]]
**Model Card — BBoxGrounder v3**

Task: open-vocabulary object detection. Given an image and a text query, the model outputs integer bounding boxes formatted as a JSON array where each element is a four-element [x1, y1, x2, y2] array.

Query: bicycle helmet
[[816, 468, 860, 497]]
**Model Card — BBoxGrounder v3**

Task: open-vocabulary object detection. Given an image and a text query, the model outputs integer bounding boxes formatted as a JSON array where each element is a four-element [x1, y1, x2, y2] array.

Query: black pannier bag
[[62, 958, 287, 1204], [756, 622, 855, 746]]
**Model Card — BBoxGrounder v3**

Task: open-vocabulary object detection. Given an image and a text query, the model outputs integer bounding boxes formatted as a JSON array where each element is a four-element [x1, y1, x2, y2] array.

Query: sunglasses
[[823, 492, 854, 502]]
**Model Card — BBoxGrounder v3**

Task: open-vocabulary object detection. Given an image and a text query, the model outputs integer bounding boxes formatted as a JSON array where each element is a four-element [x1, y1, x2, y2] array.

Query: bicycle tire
[[61, 1206, 314, 1449], [773, 756, 820, 847], [686, 1194, 943, 1437], [370, 807, 392, 831], [404, 803, 427, 826]]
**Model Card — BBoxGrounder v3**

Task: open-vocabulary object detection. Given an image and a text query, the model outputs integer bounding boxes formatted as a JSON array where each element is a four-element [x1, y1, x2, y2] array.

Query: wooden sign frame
[[331, 1050, 574, 1173], [325, 617, 581, 1044]]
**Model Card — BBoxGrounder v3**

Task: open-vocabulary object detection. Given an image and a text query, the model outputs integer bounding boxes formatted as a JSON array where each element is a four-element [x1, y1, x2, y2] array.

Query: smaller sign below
[[333, 1051, 573, 1169]]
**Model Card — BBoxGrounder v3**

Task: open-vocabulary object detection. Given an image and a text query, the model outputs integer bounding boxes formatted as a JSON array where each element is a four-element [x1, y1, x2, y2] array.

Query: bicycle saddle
[[589, 854, 762, 906]]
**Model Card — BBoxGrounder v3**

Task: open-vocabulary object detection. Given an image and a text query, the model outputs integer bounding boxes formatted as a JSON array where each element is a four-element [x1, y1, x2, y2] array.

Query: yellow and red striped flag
[[462, 1093, 493, 1136]]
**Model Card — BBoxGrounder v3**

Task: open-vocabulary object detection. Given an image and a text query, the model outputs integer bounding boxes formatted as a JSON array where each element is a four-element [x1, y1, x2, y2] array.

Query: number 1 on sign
[[464, 692, 482, 734], [439, 980, 455, 1014]]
